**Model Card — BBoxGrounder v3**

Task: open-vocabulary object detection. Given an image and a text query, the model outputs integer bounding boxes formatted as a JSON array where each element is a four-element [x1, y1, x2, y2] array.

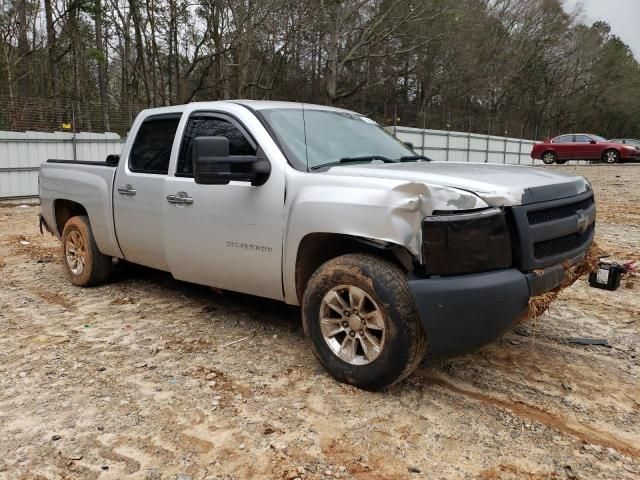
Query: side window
[[574, 135, 592, 143], [177, 115, 256, 176], [129, 116, 181, 174], [552, 135, 572, 144]]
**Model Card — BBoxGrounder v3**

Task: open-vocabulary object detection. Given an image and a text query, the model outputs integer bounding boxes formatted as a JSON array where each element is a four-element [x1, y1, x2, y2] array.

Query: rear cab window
[[129, 115, 181, 174]]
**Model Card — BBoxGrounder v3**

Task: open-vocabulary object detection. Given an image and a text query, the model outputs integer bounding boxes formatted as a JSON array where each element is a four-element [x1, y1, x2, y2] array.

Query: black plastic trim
[[408, 269, 529, 356], [46, 159, 116, 167], [511, 190, 595, 270], [524, 251, 586, 297], [521, 182, 591, 204]]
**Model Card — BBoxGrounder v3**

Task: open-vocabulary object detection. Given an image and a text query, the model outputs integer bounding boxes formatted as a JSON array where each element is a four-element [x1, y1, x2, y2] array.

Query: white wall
[[0, 126, 589, 199], [389, 126, 544, 165], [0, 131, 126, 199]]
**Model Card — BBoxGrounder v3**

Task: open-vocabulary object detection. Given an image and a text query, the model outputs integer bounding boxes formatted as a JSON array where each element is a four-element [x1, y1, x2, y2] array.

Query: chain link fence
[[1, 95, 554, 142], [0, 95, 142, 136]]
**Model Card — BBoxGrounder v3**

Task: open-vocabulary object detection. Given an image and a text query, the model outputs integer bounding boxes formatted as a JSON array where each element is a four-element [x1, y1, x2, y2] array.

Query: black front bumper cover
[[408, 252, 586, 356]]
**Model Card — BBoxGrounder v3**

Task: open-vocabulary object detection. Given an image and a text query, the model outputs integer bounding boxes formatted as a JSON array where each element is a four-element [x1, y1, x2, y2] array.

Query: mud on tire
[[302, 253, 427, 391], [61, 215, 112, 287]]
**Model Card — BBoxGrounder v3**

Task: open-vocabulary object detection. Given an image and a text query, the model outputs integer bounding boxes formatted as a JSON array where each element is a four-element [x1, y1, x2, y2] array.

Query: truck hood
[[325, 161, 591, 206]]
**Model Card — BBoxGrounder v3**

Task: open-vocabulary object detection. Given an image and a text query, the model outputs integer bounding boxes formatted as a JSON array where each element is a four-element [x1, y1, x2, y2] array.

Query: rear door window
[[129, 115, 181, 174], [176, 114, 256, 177], [552, 135, 573, 144]]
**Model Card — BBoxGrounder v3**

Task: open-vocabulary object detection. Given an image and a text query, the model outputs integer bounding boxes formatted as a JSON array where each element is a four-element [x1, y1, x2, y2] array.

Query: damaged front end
[[401, 182, 599, 356]]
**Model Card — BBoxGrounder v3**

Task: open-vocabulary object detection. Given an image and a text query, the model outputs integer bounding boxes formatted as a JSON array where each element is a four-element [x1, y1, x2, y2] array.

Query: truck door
[[162, 110, 285, 300], [113, 114, 182, 270]]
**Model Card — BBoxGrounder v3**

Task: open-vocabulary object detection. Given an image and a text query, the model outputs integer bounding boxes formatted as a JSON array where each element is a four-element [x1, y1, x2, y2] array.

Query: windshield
[[259, 107, 415, 171], [592, 134, 607, 142]]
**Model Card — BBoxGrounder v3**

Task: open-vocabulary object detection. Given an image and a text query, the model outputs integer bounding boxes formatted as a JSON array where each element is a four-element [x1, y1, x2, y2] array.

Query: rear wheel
[[61, 216, 112, 287], [542, 151, 557, 164], [302, 254, 427, 391], [602, 149, 619, 164]]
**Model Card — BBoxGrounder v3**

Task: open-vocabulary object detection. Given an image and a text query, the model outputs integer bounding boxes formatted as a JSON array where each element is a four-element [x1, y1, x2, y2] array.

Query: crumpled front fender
[[282, 171, 488, 304]]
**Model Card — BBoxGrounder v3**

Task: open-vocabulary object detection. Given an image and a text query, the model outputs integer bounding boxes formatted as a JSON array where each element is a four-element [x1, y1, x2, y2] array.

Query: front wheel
[[302, 254, 427, 391], [602, 149, 620, 164], [61, 215, 112, 287]]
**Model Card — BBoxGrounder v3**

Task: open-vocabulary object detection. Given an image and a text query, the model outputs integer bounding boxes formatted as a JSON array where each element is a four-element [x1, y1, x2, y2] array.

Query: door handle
[[166, 191, 194, 205], [117, 184, 137, 196]]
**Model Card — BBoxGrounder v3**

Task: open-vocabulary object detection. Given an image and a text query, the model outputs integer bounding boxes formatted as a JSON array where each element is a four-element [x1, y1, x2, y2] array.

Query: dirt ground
[[0, 165, 638, 480]]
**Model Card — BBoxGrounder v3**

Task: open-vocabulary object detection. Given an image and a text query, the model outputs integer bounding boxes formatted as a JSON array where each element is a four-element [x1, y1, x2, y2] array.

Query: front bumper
[[408, 252, 587, 356]]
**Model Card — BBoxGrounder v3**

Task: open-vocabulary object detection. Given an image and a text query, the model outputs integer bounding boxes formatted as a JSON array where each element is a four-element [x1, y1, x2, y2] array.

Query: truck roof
[[232, 100, 354, 113], [138, 100, 356, 116]]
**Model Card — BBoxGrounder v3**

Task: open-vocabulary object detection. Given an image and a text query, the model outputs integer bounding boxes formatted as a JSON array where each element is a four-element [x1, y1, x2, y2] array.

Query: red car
[[531, 133, 640, 164]]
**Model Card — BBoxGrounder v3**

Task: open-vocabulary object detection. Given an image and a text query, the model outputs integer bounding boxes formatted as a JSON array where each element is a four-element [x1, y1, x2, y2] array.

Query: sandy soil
[[0, 165, 638, 480]]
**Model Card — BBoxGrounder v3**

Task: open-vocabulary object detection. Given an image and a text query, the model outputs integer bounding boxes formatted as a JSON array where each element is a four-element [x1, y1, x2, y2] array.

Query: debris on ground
[[523, 241, 605, 320], [1, 166, 639, 479], [568, 337, 611, 347]]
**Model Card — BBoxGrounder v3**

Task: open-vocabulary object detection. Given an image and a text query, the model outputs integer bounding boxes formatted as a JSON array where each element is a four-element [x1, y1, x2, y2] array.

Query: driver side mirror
[[589, 140, 597, 144], [192, 136, 270, 186]]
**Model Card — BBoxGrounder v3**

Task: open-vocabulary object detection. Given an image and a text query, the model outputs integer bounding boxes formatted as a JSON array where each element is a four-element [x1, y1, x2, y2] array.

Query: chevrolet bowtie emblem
[[576, 209, 589, 233]]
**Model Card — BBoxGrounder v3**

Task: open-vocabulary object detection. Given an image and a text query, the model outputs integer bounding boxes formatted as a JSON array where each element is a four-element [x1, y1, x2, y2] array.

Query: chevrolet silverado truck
[[39, 101, 596, 390]]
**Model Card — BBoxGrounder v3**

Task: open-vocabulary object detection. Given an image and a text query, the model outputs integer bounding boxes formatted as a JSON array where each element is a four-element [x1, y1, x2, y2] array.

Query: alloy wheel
[[319, 285, 386, 365], [65, 230, 86, 275]]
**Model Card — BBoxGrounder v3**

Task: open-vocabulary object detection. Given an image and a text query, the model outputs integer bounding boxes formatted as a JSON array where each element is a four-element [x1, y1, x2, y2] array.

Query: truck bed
[[39, 160, 122, 259]]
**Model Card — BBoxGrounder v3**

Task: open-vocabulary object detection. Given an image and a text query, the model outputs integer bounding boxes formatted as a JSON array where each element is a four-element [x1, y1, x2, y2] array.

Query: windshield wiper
[[399, 155, 432, 162], [340, 155, 395, 164], [310, 155, 395, 171]]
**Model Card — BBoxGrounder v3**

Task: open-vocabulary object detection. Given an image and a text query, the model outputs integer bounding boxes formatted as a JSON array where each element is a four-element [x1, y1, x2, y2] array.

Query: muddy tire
[[302, 254, 427, 391], [61, 215, 112, 287], [542, 151, 557, 165]]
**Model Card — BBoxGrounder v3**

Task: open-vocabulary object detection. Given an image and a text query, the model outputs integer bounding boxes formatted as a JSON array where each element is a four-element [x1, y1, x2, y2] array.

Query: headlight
[[422, 208, 512, 276]]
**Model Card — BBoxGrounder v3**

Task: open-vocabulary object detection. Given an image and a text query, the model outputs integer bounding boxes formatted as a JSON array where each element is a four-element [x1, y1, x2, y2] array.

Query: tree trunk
[[326, 21, 339, 104], [43, 0, 58, 99], [94, 0, 110, 130], [16, 0, 30, 97], [130, 0, 152, 106]]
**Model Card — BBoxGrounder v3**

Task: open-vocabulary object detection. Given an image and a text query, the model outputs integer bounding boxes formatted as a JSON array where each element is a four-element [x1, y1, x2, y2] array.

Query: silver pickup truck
[[39, 101, 596, 390]]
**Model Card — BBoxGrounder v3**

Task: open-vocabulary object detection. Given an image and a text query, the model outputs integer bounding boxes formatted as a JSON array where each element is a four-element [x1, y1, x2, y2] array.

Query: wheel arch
[[293, 232, 415, 304], [54, 199, 88, 237]]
